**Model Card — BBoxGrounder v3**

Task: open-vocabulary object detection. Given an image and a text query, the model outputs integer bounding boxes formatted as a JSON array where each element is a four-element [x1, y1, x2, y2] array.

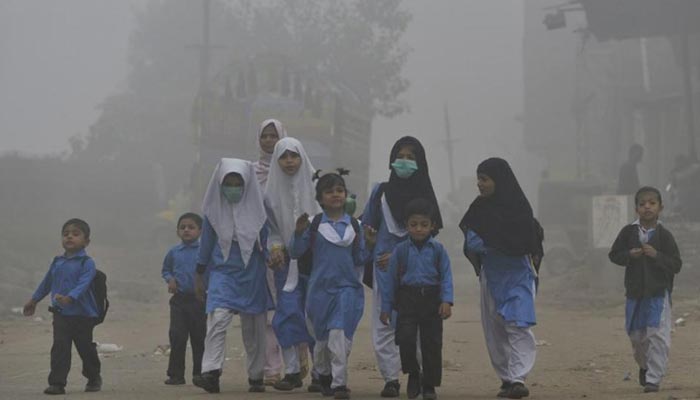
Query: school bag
[[392, 240, 442, 310], [297, 213, 361, 276], [48, 256, 109, 324]]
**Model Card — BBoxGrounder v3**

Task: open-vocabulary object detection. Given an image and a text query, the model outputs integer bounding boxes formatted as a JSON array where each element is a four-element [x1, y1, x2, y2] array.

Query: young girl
[[361, 136, 442, 398], [459, 158, 543, 400], [193, 158, 271, 394], [289, 172, 370, 400], [253, 118, 287, 384], [264, 137, 319, 391]]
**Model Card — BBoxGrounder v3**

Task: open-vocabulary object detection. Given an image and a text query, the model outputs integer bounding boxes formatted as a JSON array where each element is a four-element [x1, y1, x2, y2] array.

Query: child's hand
[[54, 294, 73, 305], [642, 244, 658, 258], [364, 225, 377, 248], [23, 300, 37, 316], [268, 246, 286, 269], [295, 213, 310, 234], [376, 253, 391, 271], [167, 278, 177, 294], [439, 302, 452, 320], [629, 248, 643, 259], [379, 311, 391, 326], [194, 275, 206, 303]]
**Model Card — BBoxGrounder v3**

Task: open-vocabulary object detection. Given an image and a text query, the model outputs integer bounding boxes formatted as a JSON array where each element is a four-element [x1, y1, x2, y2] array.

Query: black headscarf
[[384, 136, 443, 231], [459, 157, 541, 257]]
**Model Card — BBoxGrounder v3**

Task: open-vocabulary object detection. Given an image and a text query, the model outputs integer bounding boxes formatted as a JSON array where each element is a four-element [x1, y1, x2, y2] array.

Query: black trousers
[[167, 292, 207, 379], [48, 314, 101, 387], [395, 286, 443, 387]]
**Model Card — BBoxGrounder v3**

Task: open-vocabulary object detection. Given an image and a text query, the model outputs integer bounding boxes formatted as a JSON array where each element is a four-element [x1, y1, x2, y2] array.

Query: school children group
[[23, 118, 683, 399]]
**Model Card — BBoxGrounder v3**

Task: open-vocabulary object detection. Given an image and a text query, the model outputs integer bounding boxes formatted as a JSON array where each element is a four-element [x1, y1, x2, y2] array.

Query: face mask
[[391, 159, 418, 179], [222, 186, 243, 204], [344, 194, 357, 216]]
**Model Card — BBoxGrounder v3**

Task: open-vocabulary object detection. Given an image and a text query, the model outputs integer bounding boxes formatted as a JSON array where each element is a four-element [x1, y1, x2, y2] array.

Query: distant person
[[161, 212, 206, 386], [460, 158, 544, 400], [608, 187, 682, 393], [193, 159, 271, 394], [361, 136, 443, 398], [23, 218, 102, 395], [617, 144, 644, 195], [380, 199, 453, 400]]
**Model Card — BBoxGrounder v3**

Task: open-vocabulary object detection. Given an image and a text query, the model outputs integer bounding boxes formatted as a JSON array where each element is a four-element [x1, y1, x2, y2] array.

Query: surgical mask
[[391, 159, 418, 179], [222, 186, 243, 204]]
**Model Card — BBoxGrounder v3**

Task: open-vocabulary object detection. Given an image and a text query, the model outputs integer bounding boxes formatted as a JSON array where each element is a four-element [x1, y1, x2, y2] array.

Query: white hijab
[[254, 118, 288, 188], [202, 158, 267, 266], [266, 138, 321, 291]]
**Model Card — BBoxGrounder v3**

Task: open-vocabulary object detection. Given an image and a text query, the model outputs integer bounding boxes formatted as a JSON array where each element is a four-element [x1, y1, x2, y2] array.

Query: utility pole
[[443, 102, 458, 194]]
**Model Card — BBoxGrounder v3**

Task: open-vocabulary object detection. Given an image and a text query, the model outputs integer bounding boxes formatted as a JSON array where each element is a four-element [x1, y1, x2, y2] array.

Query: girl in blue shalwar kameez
[[193, 158, 272, 394], [459, 158, 544, 400], [289, 171, 371, 400], [264, 137, 319, 391]]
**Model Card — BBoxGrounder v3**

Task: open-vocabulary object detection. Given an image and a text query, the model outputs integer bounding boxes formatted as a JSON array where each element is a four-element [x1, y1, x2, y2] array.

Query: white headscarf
[[202, 158, 267, 266], [254, 118, 288, 188], [266, 137, 321, 291]]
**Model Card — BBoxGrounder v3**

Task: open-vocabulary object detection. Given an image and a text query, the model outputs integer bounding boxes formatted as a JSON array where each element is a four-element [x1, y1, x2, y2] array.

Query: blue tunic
[[161, 241, 201, 294], [289, 213, 368, 341], [465, 230, 536, 327], [272, 263, 314, 348], [197, 217, 273, 315], [32, 249, 99, 318]]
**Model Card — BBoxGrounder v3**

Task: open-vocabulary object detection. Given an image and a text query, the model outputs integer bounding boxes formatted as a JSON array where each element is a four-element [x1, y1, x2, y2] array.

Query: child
[[609, 186, 682, 393], [253, 118, 287, 384], [289, 171, 371, 400], [459, 158, 543, 400], [264, 137, 319, 391], [23, 218, 102, 395], [380, 198, 453, 400], [161, 212, 206, 385], [361, 136, 443, 398], [192, 158, 272, 394]]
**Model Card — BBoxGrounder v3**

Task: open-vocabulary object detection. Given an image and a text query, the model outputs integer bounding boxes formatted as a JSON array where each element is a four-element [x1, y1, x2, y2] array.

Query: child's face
[[177, 218, 201, 243], [394, 145, 416, 162], [636, 191, 663, 223], [222, 173, 244, 188], [278, 150, 302, 176], [477, 173, 496, 197], [62, 224, 89, 254], [260, 125, 280, 154], [320, 185, 347, 211], [406, 214, 434, 242]]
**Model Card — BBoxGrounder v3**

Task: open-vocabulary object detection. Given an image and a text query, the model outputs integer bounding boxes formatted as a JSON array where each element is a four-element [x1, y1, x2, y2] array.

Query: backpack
[[361, 183, 387, 288], [392, 241, 442, 309], [297, 213, 361, 276], [49, 256, 109, 324]]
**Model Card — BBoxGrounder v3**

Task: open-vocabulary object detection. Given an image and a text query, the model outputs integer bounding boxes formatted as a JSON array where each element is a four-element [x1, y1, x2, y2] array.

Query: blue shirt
[[381, 238, 454, 313], [32, 249, 98, 317], [162, 241, 201, 294]]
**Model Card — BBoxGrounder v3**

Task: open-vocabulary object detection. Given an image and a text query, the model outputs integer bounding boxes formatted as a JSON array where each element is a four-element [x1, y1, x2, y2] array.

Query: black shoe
[[320, 375, 334, 397], [274, 373, 303, 391], [380, 380, 400, 398], [643, 383, 659, 393], [193, 372, 220, 393], [308, 377, 322, 393], [497, 381, 512, 398], [43, 385, 66, 395], [333, 385, 350, 399], [248, 378, 266, 393], [422, 385, 437, 400], [164, 376, 186, 385], [638, 368, 647, 387], [85, 376, 102, 392], [407, 372, 422, 399], [507, 382, 529, 399]]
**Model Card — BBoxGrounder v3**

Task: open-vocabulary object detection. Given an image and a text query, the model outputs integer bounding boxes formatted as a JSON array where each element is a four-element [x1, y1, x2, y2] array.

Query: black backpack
[[297, 213, 361, 276], [91, 268, 109, 325]]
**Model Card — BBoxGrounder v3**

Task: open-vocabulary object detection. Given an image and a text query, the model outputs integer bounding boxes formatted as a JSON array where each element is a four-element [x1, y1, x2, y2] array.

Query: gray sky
[[0, 0, 532, 199]]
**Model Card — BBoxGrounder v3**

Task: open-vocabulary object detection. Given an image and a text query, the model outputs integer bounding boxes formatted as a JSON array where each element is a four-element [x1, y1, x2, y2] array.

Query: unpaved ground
[[2, 267, 699, 400]]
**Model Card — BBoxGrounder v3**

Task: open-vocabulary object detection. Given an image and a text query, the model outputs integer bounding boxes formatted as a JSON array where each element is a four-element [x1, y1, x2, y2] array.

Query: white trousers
[[314, 329, 353, 388], [629, 293, 672, 385], [201, 308, 267, 381], [480, 274, 536, 383], [372, 273, 401, 382], [282, 346, 300, 374]]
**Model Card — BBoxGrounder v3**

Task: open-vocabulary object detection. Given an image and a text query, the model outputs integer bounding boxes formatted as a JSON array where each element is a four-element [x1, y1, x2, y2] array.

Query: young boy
[[161, 212, 206, 385], [23, 218, 102, 395], [609, 186, 682, 393], [380, 199, 453, 400]]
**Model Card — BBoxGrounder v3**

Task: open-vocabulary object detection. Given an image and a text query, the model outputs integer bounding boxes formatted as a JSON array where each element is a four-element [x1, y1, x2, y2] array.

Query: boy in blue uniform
[[162, 212, 207, 385], [380, 199, 453, 400], [23, 218, 102, 395]]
